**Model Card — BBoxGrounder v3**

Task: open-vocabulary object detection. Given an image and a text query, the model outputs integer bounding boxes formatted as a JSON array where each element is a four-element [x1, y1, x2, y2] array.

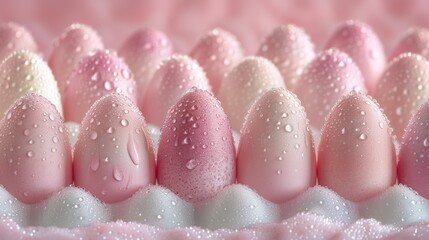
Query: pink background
[[1, 0, 429, 57]]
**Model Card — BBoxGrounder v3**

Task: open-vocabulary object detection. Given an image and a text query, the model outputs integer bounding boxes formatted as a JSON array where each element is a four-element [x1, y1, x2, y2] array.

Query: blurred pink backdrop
[[1, 0, 428, 56]]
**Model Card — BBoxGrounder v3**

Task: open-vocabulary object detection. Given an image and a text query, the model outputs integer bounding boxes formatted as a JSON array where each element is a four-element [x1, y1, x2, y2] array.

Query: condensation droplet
[[106, 126, 115, 134], [26, 150, 33, 158], [90, 131, 98, 140], [182, 137, 191, 145], [424, 137, 429, 147], [284, 124, 293, 132], [90, 158, 99, 171], [359, 133, 367, 141], [113, 167, 123, 181], [23, 129, 30, 136], [120, 119, 129, 127], [127, 133, 141, 166], [186, 159, 197, 170]]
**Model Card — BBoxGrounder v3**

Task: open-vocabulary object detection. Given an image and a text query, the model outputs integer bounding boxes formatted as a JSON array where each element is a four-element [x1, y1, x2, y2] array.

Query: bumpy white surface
[[0, 184, 429, 230]]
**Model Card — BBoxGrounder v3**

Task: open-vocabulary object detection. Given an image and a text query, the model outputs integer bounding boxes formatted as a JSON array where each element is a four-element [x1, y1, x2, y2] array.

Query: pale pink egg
[[64, 50, 137, 123], [73, 94, 155, 203], [397, 100, 429, 198], [140, 54, 211, 127], [218, 56, 285, 131], [0, 50, 62, 116], [0, 22, 37, 62], [190, 28, 243, 95], [326, 20, 386, 93], [0, 94, 72, 203], [318, 92, 396, 201], [237, 88, 316, 203], [257, 24, 315, 91], [374, 53, 429, 139], [294, 48, 366, 129], [119, 27, 173, 101], [390, 27, 429, 60], [49, 23, 104, 97]]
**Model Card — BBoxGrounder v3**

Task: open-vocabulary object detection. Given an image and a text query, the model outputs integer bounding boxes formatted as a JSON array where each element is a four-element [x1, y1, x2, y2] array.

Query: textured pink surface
[[237, 88, 316, 203], [398, 100, 429, 199], [0, 94, 72, 204], [73, 94, 155, 203], [318, 92, 397, 201], [157, 89, 236, 202], [295, 48, 366, 129]]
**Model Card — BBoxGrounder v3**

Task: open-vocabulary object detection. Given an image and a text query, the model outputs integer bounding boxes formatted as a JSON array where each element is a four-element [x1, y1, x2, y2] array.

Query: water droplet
[[186, 159, 197, 170], [156, 214, 163, 220], [284, 124, 293, 132], [90, 131, 98, 140], [91, 72, 100, 81], [395, 107, 403, 116], [127, 133, 141, 166], [182, 137, 191, 145], [121, 69, 131, 79], [359, 133, 367, 141], [26, 151, 33, 158], [90, 158, 99, 171], [104, 81, 113, 90], [120, 119, 129, 127], [424, 137, 429, 147], [379, 122, 384, 129], [276, 170, 282, 175], [106, 126, 115, 134], [341, 127, 346, 135], [49, 114, 55, 121], [23, 129, 30, 136], [113, 167, 123, 181], [52, 136, 59, 143]]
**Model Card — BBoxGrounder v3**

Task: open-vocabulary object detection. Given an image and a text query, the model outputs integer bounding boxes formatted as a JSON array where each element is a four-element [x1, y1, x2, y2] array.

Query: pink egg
[[294, 48, 366, 129], [374, 53, 429, 139], [318, 92, 396, 201], [390, 27, 429, 60], [157, 88, 236, 202], [257, 24, 315, 91], [190, 28, 243, 95], [0, 94, 72, 203], [237, 88, 316, 203], [398, 100, 429, 198], [49, 23, 104, 97], [119, 27, 173, 100], [73, 94, 155, 203], [0, 22, 37, 62], [140, 54, 211, 127], [325, 20, 386, 93], [218, 56, 285, 131], [0, 50, 63, 116], [64, 50, 137, 123]]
